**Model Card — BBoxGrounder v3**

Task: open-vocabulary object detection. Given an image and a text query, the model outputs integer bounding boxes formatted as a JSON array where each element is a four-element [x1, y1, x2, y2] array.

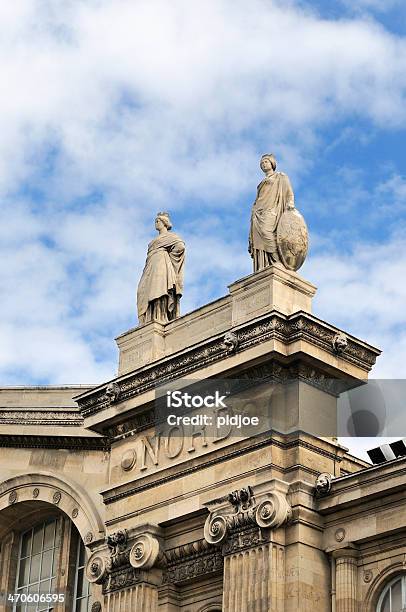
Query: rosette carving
[[255, 492, 292, 529], [204, 514, 228, 545], [129, 533, 161, 570], [86, 555, 108, 584]]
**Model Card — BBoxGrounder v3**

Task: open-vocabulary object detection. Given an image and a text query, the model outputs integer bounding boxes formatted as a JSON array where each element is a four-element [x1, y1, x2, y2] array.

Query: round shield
[[276, 208, 308, 271]]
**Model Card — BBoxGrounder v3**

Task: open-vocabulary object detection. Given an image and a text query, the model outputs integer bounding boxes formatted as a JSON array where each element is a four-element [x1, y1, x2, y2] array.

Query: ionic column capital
[[85, 524, 164, 591], [203, 480, 291, 547]]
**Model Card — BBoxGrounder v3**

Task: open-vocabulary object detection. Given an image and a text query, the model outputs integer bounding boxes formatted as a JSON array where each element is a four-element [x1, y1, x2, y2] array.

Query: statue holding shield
[[249, 154, 308, 272]]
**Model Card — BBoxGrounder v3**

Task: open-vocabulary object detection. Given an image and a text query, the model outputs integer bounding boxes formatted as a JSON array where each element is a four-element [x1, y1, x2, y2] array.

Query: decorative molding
[[91, 603, 102, 612], [105, 382, 121, 404], [106, 566, 143, 593], [86, 526, 164, 594], [162, 539, 223, 585], [0, 410, 83, 426], [332, 332, 348, 355], [121, 448, 137, 471], [86, 555, 108, 584], [106, 409, 155, 440], [0, 434, 110, 451], [103, 434, 341, 508], [363, 570, 373, 583], [223, 331, 239, 354], [204, 482, 291, 554], [84, 531, 94, 544], [72, 508, 79, 519], [129, 533, 162, 570], [228, 486, 255, 512], [222, 524, 266, 556], [32, 488, 39, 498], [77, 311, 380, 418], [8, 490, 17, 505], [315, 472, 333, 497], [102, 360, 346, 442], [335, 528, 346, 542], [52, 490, 61, 505], [106, 529, 129, 572], [255, 492, 292, 529]]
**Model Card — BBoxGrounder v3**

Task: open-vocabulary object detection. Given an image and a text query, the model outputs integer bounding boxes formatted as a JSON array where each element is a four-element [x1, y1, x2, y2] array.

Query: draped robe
[[249, 171, 294, 272], [137, 232, 185, 325]]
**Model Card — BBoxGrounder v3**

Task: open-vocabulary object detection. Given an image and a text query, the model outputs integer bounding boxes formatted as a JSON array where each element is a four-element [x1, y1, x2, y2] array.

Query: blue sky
[[0, 1, 405, 457]]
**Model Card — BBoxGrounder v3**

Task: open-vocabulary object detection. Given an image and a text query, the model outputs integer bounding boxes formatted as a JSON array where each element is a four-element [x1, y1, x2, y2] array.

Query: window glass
[[377, 575, 406, 612], [392, 579, 402, 611], [73, 539, 93, 612], [14, 518, 60, 612]]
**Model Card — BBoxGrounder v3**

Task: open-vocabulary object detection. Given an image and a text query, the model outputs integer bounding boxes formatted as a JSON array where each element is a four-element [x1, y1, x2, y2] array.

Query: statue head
[[260, 154, 277, 173], [155, 211, 172, 231]]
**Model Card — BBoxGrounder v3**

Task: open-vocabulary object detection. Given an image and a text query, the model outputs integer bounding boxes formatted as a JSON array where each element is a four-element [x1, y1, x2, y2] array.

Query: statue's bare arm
[[285, 175, 295, 210]]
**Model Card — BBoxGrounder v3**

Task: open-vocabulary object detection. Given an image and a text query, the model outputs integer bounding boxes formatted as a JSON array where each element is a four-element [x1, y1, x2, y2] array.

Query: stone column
[[204, 481, 291, 612], [221, 541, 285, 612], [86, 528, 163, 612], [104, 570, 160, 612], [333, 548, 359, 612]]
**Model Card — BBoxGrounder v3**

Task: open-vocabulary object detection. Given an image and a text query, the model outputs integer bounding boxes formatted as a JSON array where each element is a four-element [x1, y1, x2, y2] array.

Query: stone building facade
[[0, 264, 404, 611]]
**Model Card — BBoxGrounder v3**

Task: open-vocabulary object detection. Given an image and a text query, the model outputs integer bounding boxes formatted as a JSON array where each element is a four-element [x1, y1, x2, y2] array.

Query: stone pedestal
[[333, 548, 359, 612], [115, 265, 316, 376], [117, 321, 165, 374], [228, 263, 316, 325]]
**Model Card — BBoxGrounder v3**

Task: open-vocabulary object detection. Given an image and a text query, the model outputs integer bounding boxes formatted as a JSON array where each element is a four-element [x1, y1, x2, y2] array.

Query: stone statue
[[249, 153, 308, 272], [137, 212, 185, 325]]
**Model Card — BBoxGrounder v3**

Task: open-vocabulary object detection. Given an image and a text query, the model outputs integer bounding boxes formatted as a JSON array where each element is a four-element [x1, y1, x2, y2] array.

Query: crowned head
[[155, 212, 172, 231]]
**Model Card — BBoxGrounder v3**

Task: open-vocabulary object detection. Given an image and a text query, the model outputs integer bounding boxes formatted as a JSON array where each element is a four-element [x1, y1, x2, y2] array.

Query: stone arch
[[362, 563, 406, 612], [198, 605, 222, 612], [0, 471, 105, 546]]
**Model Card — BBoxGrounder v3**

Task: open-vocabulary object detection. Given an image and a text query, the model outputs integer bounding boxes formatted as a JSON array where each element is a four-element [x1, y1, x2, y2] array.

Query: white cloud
[[0, 0, 406, 201], [0, 0, 406, 387]]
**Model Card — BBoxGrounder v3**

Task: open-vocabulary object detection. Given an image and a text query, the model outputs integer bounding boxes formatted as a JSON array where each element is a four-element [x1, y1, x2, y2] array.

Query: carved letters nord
[[119, 407, 234, 474]]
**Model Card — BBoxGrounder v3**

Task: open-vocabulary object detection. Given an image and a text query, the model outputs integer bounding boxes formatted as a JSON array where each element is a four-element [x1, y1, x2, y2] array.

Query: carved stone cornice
[[97, 360, 352, 442], [76, 311, 380, 419], [162, 539, 223, 585], [0, 434, 110, 451], [203, 480, 292, 555], [0, 409, 83, 426], [86, 525, 164, 594]]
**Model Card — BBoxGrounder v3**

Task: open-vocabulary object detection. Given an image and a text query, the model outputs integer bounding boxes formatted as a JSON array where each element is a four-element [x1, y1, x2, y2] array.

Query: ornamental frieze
[[100, 362, 346, 442], [162, 538, 223, 585], [76, 311, 380, 418]]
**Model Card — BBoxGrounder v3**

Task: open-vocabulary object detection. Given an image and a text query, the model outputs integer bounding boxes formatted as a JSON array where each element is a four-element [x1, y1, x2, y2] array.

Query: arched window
[[13, 517, 93, 612], [377, 575, 406, 612], [14, 517, 61, 611]]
